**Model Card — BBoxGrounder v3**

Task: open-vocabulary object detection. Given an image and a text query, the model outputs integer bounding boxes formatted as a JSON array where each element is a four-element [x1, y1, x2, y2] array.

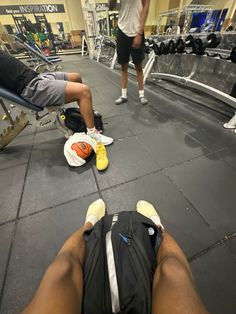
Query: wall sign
[[0, 4, 65, 15]]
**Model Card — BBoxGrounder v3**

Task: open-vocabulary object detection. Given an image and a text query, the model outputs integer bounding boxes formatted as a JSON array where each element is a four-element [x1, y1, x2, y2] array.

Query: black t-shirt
[[0, 50, 38, 94]]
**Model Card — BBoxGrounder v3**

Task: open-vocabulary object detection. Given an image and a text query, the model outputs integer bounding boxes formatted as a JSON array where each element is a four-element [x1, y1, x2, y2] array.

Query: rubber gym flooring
[[0, 55, 236, 314]]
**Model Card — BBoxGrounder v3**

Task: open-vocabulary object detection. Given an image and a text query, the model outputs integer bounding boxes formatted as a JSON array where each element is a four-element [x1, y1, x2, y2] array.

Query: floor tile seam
[[137, 133, 209, 169], [200, 149, 236, 172], [145, 81, 233, 119], [18, 169, 168, 222], [98, 152, 211, 194], [220, 159, 236, 172], [91, 167, 104, 207], [189, 231, 236, 263], [0, 128, 36, 309], [0, 162, 28, 173], [178, 128, 213, 152], [95, 62, 147, 102], [164, 171, 214, 230], [0, 219, 15, 228], [3, 145, 208, 227], [18, 191, 99, 222], [161, 149, 220, 172]]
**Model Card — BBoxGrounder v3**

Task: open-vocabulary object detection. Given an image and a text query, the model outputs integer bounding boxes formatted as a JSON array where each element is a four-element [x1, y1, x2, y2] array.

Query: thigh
[[21, 77, 67, 107], [22, 254, 83, 314], [131, 35, 145, 65], [116, 28, 132, 64], [39, 72, 68, 81], [152, 258, 209, 314]]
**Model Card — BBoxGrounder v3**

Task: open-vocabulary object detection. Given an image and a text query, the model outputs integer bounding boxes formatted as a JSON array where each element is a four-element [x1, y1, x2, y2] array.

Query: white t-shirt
[[118, 0, 142, 37]]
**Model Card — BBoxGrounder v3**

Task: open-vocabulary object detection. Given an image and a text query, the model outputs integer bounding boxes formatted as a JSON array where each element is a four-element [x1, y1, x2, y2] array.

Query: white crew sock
[[122, 88, 127, 98], [149, 215, 164, 231], [85, 214, 99, 226], [139, 90, 144, 98], [87, 127, 96, 134]]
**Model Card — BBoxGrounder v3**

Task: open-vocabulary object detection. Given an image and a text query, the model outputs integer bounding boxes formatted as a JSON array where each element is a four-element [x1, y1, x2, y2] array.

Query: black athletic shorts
[[116, 27, 145, 65]]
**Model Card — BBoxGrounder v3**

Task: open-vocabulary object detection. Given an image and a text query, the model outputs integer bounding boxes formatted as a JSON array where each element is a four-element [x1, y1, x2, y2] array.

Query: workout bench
[[0, 86, 72, 149]]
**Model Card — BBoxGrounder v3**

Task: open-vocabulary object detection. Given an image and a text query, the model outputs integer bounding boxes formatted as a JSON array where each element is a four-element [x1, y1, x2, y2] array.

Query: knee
[[46, 255, 75, 281], [158, 257, 191, 282], [77, 73, 82, 83], [80, 84, 91, 100]]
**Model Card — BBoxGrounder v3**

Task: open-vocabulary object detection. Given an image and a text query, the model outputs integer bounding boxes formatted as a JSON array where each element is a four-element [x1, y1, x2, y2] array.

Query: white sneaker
[[136, 200, 164, 231], [115, 97, 128, 105], [85, 199, 106, 226], [140, 97, 148, 105], [223, 114, 236, 129], [88, 130, 113, 146]]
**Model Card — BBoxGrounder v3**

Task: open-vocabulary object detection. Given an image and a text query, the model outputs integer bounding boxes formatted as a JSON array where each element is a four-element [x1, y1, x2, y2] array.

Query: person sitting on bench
[[22, 199, 209, 314], [0, 50, 113, 146]]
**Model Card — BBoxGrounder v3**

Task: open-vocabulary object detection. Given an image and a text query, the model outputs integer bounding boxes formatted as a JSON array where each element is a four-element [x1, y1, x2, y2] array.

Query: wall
[[0, 0, 84, 34]]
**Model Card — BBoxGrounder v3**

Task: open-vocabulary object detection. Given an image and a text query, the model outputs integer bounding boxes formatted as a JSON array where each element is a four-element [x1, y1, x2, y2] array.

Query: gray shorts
[[21, 72, 68, 108]]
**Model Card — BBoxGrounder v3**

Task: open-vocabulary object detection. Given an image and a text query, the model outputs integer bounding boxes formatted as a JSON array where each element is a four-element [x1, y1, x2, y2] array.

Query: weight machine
[[157, 4, 214, 35]]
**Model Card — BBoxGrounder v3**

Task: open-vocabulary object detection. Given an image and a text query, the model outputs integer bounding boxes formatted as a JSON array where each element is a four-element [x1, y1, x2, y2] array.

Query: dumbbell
[[230, 47, 236, 63], [168, 39, 177, 54], [176, 38, 185, 53], [153, 41, 162, 55], [194, 33, 221, 55], [160, 40, 171, 55], [207, 32, 221, 48], [144, 39, 151, 54], [185, 34, 195, 47]]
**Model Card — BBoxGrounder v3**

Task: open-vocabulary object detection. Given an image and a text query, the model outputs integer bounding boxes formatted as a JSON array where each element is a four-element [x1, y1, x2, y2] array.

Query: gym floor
[[0, 55, 236, 314]]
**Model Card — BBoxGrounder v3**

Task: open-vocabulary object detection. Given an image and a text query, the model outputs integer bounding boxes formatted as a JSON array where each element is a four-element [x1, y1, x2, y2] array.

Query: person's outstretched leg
[[65, 82, 113, 146], [136, 200, 209, 314], [22, 199, 106, 314], [67, 72, 82, 83]]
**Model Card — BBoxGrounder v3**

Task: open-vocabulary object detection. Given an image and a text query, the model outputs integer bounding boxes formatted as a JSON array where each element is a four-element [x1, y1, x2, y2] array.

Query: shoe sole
[[115, 100, 128, 105]]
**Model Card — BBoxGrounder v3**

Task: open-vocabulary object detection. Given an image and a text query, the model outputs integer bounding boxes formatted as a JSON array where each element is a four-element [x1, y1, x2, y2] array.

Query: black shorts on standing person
[[116, 27, 145, 65]]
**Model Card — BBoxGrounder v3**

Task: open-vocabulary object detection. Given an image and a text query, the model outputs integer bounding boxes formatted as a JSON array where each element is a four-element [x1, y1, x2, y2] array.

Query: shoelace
[[96, 145, 106, 160]]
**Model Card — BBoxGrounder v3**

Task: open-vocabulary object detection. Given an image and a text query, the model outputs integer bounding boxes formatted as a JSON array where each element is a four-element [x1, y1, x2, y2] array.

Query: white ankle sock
[[139, 90, 144, 98], [122, 88, 127, 98], [85, 214, 98, 226], [87, 127, 96, 134], [150, 215, 164, 231]]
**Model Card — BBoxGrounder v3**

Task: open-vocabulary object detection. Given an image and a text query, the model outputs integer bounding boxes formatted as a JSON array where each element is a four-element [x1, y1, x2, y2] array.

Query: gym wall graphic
[[0, 4, 65, 15]]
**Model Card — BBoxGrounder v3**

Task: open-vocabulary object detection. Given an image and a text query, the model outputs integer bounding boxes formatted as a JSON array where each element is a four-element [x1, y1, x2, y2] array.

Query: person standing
[[109, 0, 150, 105]]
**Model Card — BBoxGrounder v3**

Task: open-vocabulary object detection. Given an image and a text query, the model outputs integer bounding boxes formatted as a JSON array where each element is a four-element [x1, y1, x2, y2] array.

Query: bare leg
[[135, 63, 144, 91], [22, 222, 92, 314], [67, 72, 82, 83], [63, 81, 113, 145], [152, 232, 209, 314], [120, 63, 128, 89], [65, 82, 94, 128]]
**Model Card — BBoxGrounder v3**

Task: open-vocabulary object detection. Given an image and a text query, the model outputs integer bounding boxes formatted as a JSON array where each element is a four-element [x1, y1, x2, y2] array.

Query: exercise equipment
[[14, 36, 61, 73], [0, 86, 73, 149], [194, 33, 221, 55], [230, 47, 236, 63], [168, 39, 177, 54], [185, 34, 194, 47], [159, 40, 171, 55], [176, 38, 185, 53]]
